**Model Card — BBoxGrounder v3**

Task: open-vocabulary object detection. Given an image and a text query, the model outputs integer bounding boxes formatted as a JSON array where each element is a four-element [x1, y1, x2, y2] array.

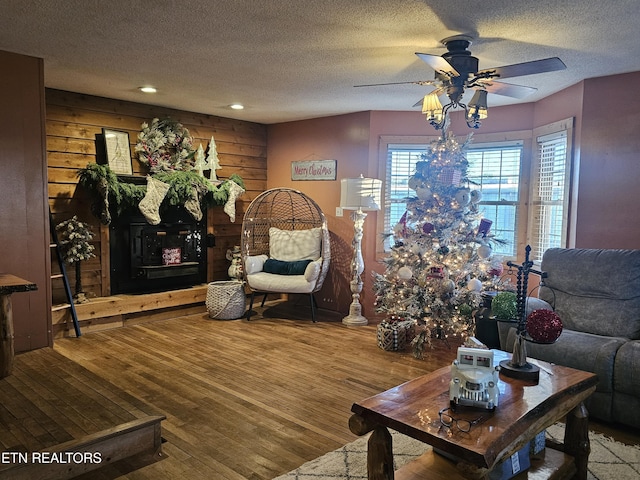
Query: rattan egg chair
[[241, 188, 331, 322]]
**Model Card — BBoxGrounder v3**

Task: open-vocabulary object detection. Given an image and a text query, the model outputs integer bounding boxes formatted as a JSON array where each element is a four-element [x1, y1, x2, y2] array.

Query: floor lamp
[[340, 176, 382, 326]]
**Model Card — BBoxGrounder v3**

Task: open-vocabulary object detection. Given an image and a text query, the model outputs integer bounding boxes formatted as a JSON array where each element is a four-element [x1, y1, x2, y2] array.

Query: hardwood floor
[[6, 299, 640, 479], [51, 301, 449, 479]]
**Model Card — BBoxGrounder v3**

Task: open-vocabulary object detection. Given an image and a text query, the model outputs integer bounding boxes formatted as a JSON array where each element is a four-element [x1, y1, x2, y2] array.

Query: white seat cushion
[[245, 255, 322, 294], [247, 271, 317, 294]]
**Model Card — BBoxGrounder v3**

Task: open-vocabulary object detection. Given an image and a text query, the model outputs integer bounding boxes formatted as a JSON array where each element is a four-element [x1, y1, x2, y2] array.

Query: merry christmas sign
[[291, 159, 336, 181]]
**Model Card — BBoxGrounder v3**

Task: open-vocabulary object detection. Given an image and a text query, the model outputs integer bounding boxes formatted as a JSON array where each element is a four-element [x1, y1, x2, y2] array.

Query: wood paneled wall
[[46, 89, 267, 304], [0, 51, 51, 352]]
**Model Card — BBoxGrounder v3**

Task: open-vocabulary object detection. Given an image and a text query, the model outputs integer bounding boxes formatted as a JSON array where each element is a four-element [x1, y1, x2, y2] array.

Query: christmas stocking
[[139, 176, 170, 225], [184, 186, 203, 221], [223, 180, 245, 222]]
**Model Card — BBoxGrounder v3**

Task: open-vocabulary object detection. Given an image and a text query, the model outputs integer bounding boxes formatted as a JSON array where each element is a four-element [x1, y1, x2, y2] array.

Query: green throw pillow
[[263, 258, 312, 275]]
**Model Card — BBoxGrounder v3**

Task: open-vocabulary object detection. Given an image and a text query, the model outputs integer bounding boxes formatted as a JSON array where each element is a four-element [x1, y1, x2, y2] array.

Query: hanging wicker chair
[[241, 188, 331, 321]]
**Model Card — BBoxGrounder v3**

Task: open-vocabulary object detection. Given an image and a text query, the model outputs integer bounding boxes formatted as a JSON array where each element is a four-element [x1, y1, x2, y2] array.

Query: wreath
[[135, 118, 196, 172]]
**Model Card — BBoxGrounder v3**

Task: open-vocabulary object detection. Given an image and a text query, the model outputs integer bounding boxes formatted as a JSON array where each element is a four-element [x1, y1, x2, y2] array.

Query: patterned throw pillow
[[269, 227, 322, 261]]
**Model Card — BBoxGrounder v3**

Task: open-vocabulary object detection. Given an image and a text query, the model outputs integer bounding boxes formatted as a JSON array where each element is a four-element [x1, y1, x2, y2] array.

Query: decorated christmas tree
[[373, 131, 504, 358]]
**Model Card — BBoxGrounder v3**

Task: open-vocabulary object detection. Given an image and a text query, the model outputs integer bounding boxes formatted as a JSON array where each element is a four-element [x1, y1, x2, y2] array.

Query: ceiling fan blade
[[354, 80, 437, 88], [478, 57, 566, 80], [481, 81, 537, 99], [415, 52, 459, 77]]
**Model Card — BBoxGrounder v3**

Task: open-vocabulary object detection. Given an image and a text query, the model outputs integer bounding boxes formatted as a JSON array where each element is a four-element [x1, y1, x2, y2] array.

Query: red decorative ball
[[526, 309, 563, 343], [488, 263, 504, 277]]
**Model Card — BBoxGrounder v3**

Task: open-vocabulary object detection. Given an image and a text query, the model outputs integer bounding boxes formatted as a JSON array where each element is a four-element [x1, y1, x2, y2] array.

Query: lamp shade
[[422, 92, 443, 122], [468, 90, 488, 120], [340, 177, 382, 211]]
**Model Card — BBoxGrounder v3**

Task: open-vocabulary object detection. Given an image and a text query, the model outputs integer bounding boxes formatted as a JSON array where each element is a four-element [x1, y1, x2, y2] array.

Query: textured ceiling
[[2, 1, 639, 124]]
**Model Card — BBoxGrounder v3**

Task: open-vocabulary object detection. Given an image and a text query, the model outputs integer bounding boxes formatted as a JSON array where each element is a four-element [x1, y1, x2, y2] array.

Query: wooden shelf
[[51, 303, 71, 312]]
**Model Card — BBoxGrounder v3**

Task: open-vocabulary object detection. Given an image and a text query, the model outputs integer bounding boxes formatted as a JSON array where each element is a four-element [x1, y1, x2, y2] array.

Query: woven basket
[[206, 281, 246, 320]]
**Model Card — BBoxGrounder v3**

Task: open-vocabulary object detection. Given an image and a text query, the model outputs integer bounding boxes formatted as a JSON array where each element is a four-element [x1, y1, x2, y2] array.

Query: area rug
[[273, 424, 640, 480]]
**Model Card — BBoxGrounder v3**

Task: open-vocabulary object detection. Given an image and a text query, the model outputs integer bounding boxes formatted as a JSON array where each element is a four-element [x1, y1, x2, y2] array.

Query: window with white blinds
[[383, 144, 427, 250], [466, 142, 523, 257], [529, 129, 571, 261], [379, 121, 573, 260]]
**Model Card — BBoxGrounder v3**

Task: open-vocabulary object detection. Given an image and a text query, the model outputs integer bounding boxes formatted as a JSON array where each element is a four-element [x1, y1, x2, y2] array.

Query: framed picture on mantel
[[102, 128, 133, 175]]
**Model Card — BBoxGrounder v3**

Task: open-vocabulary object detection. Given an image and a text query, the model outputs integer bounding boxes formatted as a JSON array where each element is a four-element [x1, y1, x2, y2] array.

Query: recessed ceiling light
[[139, 86, 157, 93], [229, 103, 244, 110]]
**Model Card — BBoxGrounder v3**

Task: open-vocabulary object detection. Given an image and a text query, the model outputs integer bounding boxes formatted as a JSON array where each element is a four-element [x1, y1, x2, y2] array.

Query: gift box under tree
[[377, 320, 416, 351]]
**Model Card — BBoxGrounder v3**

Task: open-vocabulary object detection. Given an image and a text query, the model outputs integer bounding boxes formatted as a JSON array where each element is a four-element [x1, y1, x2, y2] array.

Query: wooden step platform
[[0, 347, 166, 479], [51, 285, 209, 338]]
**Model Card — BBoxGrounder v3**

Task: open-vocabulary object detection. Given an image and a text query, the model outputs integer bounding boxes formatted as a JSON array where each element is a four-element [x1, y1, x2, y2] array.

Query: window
[[384, 144, 427, 242], [378, 120, 573, 260], [528, 120, 573, 261], [466, 142, 523, 257]]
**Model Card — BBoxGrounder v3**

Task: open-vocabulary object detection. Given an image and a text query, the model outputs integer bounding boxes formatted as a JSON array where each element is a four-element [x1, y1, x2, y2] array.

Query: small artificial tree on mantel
[[56, 216, 95, 303]]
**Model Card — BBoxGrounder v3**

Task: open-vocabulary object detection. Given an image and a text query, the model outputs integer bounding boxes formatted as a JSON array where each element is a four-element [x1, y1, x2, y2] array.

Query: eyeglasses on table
[[438, 407, 485, 432]]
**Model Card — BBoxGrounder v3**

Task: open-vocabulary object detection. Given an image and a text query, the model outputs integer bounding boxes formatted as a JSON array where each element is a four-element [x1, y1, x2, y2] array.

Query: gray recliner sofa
[[500, 248, 640, 429]]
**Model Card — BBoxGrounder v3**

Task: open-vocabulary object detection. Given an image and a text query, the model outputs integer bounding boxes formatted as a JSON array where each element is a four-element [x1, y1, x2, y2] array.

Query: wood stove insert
[[109, 208, 207, 295]]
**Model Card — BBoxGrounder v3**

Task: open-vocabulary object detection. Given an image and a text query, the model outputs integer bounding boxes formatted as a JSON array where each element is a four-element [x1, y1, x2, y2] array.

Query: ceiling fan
[[356, 35, 566, 129]]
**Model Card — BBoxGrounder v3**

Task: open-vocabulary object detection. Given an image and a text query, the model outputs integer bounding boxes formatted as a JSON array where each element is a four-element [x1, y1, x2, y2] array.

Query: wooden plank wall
[[0, 51, 51, 352], [46, 89, 267, 305]]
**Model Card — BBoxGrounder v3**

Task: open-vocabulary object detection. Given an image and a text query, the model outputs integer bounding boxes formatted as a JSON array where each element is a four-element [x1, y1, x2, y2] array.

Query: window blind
[[530, 131, 568, 261], [466, 144, 523, 257], [384, 145, 426, 249]]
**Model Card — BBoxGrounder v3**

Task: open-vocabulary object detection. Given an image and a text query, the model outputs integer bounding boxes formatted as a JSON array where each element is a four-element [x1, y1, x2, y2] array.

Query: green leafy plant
[[491, 291, 518, 321]]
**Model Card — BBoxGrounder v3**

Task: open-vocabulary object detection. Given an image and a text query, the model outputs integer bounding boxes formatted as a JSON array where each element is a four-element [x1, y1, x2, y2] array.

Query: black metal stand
[[499, 245, 545, 382]]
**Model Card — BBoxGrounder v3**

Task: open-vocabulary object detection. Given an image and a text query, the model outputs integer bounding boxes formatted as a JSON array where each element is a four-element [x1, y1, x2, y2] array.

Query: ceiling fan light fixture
[[422, 93, 443, 123], [467, 89, 488, 121]]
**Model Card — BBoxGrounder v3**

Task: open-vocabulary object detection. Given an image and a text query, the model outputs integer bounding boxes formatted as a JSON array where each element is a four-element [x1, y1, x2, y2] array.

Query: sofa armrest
[[508, 328, 626, 395]]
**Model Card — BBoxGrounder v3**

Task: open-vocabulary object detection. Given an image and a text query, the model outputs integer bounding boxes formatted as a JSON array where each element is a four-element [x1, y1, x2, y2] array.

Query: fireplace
[[109, 208, 208, 295]]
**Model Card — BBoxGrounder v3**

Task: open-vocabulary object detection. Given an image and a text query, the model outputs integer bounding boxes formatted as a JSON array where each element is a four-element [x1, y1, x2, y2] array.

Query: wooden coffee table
[[349, 350, 598, 480], [0, 274, 37, 378]]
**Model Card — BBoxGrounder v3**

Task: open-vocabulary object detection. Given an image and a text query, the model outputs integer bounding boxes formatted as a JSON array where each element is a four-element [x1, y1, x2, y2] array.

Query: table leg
[[0, 294, 15, 378], [368, 425, 394, 480], [564, 401, 590, 480]]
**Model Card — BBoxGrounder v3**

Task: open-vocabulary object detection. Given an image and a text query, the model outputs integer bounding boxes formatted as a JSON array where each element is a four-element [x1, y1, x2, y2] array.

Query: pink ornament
[[488, 263, 504, 277], [526, 309, 563, 343]]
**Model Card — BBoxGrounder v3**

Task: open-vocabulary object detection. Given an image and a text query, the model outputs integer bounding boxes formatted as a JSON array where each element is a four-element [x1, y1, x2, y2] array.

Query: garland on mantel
[[77, 163, 245, 224]]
